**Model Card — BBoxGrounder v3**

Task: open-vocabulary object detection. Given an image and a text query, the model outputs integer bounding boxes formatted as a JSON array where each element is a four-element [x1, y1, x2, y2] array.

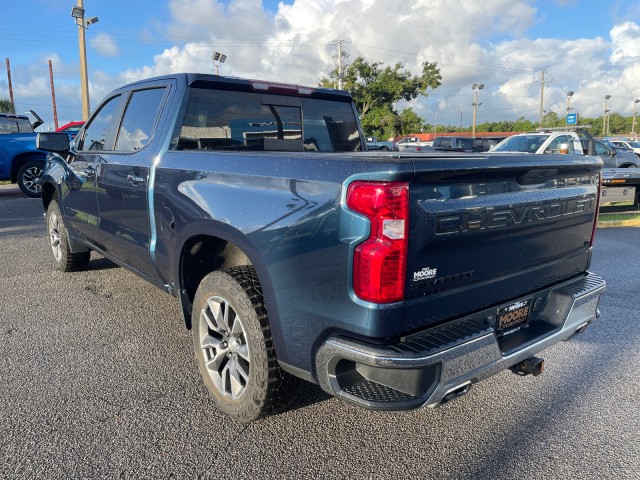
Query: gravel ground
[[1, 185, 638, 479]]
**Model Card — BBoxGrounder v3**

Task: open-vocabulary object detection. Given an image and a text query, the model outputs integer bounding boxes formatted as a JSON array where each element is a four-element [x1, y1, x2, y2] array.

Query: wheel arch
[[10, 151, 46, 182], [175, 226, 280, 342]]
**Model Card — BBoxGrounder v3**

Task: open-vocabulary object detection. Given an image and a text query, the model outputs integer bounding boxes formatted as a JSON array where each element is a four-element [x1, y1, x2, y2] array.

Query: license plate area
[[496, 298, 532, 333]]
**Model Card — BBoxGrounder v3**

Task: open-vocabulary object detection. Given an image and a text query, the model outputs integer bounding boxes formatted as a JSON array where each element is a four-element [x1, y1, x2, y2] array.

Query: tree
[[513, 116, 535, 132], [0, 98, 15, 114], [320, 57, 441, 138], [398, 108, 424, 135]]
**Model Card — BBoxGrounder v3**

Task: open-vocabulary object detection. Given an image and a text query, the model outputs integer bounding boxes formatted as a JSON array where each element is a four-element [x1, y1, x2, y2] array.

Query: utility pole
[[537, 70, 550, 127], [5, 58, 15, 113], [330, 40, 349, 90], [49, 60, 59, 130], [458, 109, 463, 133]]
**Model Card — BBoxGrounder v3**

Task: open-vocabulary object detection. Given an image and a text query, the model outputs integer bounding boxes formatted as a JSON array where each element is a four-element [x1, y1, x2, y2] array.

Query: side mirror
[[37, 132, 71, 153]]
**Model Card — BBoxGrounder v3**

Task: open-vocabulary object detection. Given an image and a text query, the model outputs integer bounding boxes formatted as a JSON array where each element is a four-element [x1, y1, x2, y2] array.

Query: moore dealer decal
[[413, 267, 437, 282]]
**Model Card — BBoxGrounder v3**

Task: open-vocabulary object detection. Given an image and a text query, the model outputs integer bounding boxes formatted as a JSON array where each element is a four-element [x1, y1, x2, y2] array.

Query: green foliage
[[0, 98, 15, 114], [320, 57, 441, 138], [398, 108, 424, 135]]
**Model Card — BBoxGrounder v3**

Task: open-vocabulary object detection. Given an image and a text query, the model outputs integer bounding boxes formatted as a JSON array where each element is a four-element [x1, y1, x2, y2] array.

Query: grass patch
[[599, 212, 640, 222]]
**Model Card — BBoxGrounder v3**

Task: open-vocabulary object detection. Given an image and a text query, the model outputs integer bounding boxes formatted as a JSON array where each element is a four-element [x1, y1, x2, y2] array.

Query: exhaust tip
[[440, 381, 472, 404]]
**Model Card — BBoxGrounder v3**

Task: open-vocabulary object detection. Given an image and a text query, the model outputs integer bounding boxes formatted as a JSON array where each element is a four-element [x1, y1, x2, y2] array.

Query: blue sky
[[2, 0, 640, 128]]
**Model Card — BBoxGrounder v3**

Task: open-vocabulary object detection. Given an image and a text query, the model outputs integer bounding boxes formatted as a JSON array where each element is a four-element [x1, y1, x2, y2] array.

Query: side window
[[78, 95, 122, 151], [595, 142, 610, 155], [546, 135, 575, 153], [115, 88, 166, 152]]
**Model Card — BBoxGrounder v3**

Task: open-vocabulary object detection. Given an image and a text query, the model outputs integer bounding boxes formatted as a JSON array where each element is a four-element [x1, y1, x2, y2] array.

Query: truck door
[[63, 94, 125, 246], [95, 87, 168, 278]]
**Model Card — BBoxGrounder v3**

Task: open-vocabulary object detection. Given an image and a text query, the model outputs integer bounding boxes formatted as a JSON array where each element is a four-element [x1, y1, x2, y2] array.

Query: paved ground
[[1, 188, 638, 479]]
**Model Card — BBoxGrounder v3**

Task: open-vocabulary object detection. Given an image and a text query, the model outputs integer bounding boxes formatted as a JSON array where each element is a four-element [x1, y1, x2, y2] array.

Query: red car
[[56, 121, 84, 139]]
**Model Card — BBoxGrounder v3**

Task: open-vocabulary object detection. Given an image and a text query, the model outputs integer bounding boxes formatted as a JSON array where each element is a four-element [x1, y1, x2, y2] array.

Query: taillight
[[347, 181, 409, 303], [591, 173, 602, 246]]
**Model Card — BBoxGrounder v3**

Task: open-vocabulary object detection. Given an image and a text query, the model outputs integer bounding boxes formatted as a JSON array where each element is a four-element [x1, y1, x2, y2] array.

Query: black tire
[[380, 145, 390, 151], [17, 160, 44, 198], [46, 201, 90, 272], [192, 266, 299, 422]]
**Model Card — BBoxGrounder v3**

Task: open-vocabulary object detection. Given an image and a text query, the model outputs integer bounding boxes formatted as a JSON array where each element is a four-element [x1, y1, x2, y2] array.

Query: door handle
[[127, 173, 145, 185]]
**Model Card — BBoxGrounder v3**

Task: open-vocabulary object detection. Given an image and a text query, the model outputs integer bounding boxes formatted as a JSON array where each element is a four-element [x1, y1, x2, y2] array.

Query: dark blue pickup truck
[[37, 73, 605, 422]]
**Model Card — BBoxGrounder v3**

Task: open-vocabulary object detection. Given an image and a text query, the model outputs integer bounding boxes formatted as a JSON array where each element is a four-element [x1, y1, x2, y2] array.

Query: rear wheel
[[17, 160, 44, 198], [192, 266, 299, 423], [46, 201, 90, 272]]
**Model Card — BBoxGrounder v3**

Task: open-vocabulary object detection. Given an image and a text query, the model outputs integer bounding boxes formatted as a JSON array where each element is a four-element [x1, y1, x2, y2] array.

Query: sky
[[2, 0, 640, 131]]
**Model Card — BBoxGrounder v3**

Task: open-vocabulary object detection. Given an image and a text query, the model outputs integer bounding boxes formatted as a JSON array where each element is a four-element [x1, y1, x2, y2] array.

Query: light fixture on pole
[[211, 51, 227, 75], [71, 0, 99, 121], [603, 95, 611, 136], [471, 83, 484, 138], [565, 91, 574, 127], [632, 98, 640, 139]]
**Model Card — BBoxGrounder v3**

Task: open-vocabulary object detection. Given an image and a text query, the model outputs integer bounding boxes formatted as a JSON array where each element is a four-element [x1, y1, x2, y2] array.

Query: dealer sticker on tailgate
[[496, 298, 532, 332]]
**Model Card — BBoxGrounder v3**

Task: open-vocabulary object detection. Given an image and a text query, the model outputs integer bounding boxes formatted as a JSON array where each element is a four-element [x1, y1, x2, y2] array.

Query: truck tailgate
[[404, 154, 601, 332]]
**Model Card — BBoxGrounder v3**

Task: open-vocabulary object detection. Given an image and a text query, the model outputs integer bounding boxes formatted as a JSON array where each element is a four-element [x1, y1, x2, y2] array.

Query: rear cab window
[[0, 116, 33, 134], [172, 88, 361, 152]]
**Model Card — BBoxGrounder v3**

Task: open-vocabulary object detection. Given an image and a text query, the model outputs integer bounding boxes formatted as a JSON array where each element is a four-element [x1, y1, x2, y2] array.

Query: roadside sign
[[566, 113, 578, 125]]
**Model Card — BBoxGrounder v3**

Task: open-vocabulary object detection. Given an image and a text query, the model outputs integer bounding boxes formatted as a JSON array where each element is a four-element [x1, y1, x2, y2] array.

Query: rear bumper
[[315, 272, 605, 410]]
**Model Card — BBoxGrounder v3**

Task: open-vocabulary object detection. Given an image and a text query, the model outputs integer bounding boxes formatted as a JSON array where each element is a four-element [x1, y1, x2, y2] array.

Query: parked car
[[365, 136, 395, 151], [56, 121, 85, 140], [432, 136, 483, 152], [607, 139, 640, 158], [0, 111, 47, 197]]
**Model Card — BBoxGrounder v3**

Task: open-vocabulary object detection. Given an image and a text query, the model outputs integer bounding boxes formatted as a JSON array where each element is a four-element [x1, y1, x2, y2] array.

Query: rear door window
[[115, 88, 166, 152]]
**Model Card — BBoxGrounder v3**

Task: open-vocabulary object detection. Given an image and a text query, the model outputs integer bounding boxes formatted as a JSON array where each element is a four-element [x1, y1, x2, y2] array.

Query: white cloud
[[90, 33, 120, 57], [6, 0, 640, 128]]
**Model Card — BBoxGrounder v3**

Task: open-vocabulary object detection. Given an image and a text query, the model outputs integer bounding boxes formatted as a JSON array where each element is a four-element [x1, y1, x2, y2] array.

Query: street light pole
[[471, 83, 484, 138], [71, 0, 98, 121], [211, 51, 227, 75], [565, 91, 574, 127], [603, 95, 611, 136], [632, 99, 640, 139]]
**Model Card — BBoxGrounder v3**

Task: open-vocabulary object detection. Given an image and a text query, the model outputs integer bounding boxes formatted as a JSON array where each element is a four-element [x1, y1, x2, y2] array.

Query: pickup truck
[[0, 111, 46, 197], [395, 135, 431, 151], [365, 136, 395, 151], [490, 129, 640, 168], [37, 73, 606, 423]]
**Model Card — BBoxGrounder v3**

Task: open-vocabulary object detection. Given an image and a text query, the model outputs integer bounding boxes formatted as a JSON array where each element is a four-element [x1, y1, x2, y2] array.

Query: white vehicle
[[395, 136, 432, 151], [490, 130, 640, 168], [490, 129, 640, 206], [607, 139, 640, 158]]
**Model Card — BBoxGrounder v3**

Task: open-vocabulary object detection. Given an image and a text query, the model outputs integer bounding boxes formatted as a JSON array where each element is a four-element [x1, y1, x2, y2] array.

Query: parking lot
[[1, 185, 638, 479]]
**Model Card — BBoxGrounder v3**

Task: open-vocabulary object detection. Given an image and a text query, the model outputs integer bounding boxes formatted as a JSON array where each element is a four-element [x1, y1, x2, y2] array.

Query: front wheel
[[17, 160, 44, 198], [192, 266, 299, 423], [46, 201, 90, 272]]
